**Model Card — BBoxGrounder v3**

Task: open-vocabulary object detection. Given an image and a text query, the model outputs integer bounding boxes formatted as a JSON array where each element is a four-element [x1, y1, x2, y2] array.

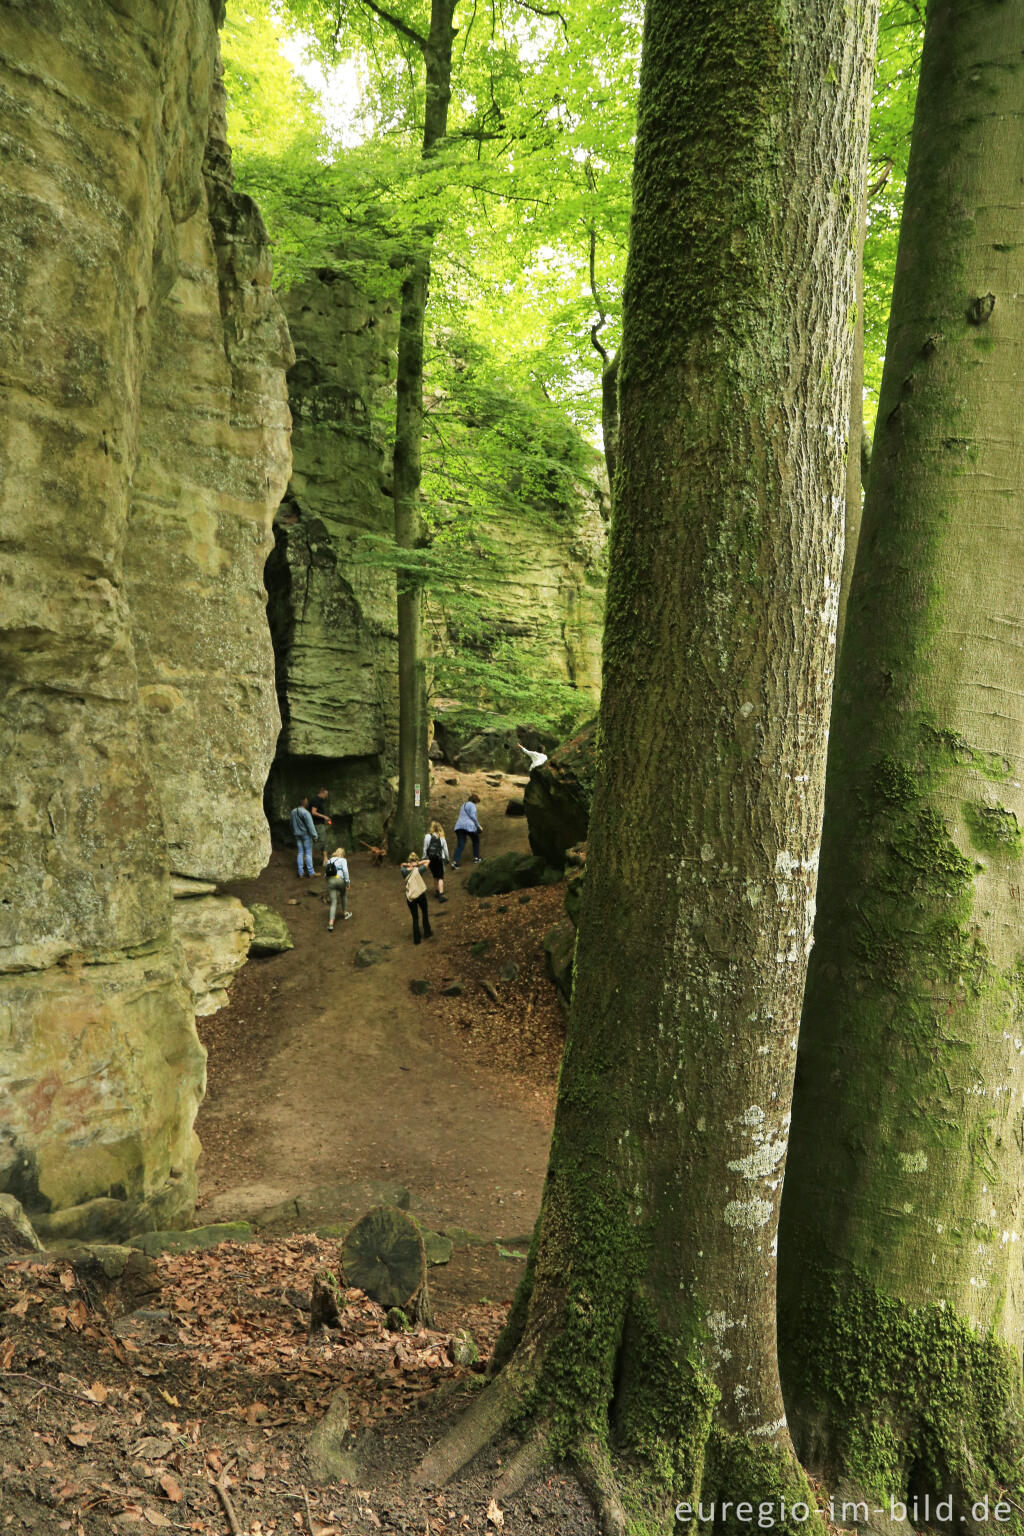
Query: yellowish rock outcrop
[[0, 0, 291, 1238]]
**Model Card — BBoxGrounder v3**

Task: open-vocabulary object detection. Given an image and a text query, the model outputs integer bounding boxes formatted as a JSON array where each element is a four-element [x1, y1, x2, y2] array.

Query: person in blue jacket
[[451, 794, 482, 868], [290, 797, 317, 877]]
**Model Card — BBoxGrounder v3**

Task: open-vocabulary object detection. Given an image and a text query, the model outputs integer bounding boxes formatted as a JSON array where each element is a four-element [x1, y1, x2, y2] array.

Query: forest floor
[[0, 769, 607, 1536]]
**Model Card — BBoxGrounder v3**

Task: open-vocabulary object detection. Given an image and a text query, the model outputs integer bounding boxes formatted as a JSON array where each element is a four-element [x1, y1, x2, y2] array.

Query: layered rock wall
[[0, 0, 291, 1238], [266, 261, 606, 840], [265, 266, 400, 845]]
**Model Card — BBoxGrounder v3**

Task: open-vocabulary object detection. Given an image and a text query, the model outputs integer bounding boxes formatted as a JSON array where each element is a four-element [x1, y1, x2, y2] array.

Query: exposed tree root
[[571, 1437, 629, 1536], [416, 1373, 636, 1536], [490, 1417, 552, 1503], [415, 1372, 518, 1487]]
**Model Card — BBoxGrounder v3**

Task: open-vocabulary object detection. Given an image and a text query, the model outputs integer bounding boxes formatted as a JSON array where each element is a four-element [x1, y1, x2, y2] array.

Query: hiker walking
[[290, 797, 317, 878], [422, 820, 449, 901], [324, 846, 352, 930], [451, 794, 482, 868], [400, 852, 433, 944]]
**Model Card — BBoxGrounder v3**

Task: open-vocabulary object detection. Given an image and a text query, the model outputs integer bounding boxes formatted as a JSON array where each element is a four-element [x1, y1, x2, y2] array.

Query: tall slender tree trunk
[[780, 1, 1024, 1516], [418, 2, 875, 1530], [837, 187, 867, 659], [389, 0, 456, 857]]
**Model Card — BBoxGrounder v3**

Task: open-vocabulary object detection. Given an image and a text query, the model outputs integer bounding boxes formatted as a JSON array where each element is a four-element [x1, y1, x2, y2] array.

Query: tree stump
[[341, 1205, 432, 1326]]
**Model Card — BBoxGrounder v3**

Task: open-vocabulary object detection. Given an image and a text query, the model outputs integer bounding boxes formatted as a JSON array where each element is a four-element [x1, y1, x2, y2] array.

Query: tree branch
[[511, 0, 569, 39], [351, 0, 429, 52]]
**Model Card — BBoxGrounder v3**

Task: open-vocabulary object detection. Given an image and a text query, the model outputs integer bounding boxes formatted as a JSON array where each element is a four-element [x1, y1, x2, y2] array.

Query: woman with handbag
[[400, 852, 434, 944]]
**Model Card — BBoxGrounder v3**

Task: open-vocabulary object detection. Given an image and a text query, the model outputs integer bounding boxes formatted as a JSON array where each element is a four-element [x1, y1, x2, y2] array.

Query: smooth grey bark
[[417, 2, 876, 1530], [384, 0, 457, 857], [780, 0, 1024, 1516]]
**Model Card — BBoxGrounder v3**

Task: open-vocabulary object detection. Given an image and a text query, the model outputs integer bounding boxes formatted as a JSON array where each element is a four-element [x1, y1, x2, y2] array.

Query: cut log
[[341, 1205, 432, 1325]]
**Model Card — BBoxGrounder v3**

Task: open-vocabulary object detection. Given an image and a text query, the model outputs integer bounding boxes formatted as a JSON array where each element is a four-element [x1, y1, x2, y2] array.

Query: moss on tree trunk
[[418, 1, 876, 1529], [779, 0, 1024, 1517]]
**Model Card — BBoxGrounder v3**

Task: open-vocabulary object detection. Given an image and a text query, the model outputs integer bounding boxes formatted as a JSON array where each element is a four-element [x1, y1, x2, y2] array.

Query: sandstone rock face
[[265, 265, 400, 846], [524, 718, 599, 869], [0, 2, 291, 1238], [265, 260, 607, 843]]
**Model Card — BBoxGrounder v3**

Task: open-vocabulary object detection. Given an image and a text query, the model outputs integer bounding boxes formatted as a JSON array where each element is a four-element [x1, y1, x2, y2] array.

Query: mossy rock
[[450, 1328, 479, 1366], [465, 851, 549, 897], [420, 1229, 454, 1266], [0, 1194, 43, 1256], [543, 922, 576, 1008], [523, 717, 598, 869], [127, 1222, 254, 1257], [249, 904, 294, 956]]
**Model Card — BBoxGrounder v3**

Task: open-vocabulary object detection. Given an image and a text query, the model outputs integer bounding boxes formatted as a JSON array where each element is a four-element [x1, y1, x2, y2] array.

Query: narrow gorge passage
[[193, 767, 563, 1282]]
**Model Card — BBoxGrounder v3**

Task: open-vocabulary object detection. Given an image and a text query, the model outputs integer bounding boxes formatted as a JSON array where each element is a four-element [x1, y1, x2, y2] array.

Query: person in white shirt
[[518, 741, 548, 772], [422, 820, 450, 901], [324, 847, 352, 930]]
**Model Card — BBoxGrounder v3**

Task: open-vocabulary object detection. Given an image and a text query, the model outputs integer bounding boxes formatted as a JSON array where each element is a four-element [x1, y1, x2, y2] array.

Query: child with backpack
[[323, 847, 352, 930], [421, 820, 450, 901], [400, 852, 434, 944]]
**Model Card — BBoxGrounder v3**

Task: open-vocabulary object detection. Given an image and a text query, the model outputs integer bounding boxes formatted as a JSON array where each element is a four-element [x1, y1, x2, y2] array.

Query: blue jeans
[[453, 829, 480, 865], [296, 834, 314, 876]]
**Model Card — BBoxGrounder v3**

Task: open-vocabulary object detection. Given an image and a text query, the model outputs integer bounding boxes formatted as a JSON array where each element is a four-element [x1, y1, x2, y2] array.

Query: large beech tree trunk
[[388, 0, 456, 857], [779, 1, 1024, 1517], [418, 1, 875, 1530]]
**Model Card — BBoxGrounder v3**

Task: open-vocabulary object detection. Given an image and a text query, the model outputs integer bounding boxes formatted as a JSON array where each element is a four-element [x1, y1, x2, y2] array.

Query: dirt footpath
[[194, 768, 564, 1250]]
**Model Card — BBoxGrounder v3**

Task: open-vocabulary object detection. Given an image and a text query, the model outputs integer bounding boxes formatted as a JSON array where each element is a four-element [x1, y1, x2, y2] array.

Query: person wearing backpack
[[323, 846, 351, 930], [400, 852, 433, 944], [421, 820, 449, 901]]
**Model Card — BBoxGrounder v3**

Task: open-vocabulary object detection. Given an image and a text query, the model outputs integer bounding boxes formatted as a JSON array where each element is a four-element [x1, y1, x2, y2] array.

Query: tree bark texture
[[389, 0, 456, 857], [419, 1, 876, 1529], [780, 1, 1024, 1517], [837, 185, 867, 660]]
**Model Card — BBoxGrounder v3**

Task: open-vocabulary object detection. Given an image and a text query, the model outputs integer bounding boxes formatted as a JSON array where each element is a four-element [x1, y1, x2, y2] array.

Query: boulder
[[248, 904, 294, 957], [307, 1387, 356, 1483], [454, 728, 520, 773], [420, 1229, 454, 1266], [0, 1195, 43, 1257], [543, 922, 576, 1008], [505, 797, 526, 817], [465, 850, 556, 897], [128, 1223, 254, 1257], [450, 1328, 479, 1366], [564, 845, 587, 927], [524, 717, 599, 870]]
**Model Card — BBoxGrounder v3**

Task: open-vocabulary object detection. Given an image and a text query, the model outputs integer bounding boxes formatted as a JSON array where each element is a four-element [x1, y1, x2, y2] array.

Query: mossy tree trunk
[[779, 1, 1024, 1518], [385, 0, 457, 857], [417, 2, 875, 1530], [837, 185, 867, 659]]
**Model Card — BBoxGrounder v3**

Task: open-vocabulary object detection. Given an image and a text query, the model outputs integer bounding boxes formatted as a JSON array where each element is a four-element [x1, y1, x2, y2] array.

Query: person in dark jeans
[[451, 793, 483, 868], [400, 852, 433, 944]]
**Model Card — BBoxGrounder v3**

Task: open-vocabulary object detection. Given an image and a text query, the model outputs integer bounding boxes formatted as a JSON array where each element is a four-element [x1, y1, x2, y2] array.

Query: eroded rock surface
[[524, 718, 599, 869], [265, 262, 400, 846], [0, 1, 291, 1238], [264, 258, 607, 842]]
